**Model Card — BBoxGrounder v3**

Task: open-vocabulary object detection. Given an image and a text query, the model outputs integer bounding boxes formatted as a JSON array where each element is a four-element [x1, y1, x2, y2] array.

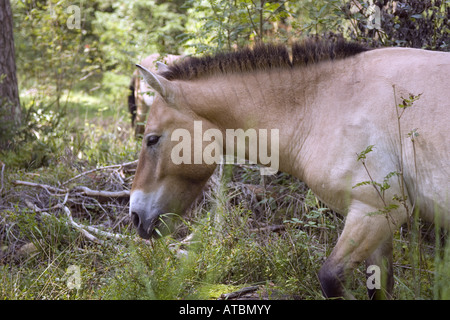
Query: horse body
[[291, 47, 450, 221], [130, 40, 450, 299]]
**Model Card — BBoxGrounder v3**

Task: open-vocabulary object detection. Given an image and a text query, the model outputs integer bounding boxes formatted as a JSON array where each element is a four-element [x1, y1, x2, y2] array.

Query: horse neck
[[176, 66, 329, 177]]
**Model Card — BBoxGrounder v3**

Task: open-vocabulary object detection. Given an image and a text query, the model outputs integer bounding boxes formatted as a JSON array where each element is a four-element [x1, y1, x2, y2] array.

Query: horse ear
[[136, 64, 169, 98], [156, 61, 170, 73]]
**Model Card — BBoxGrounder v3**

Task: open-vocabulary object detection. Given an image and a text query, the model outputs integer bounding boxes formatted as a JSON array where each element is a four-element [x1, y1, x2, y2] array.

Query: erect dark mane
[[160, 38, 370, 81]]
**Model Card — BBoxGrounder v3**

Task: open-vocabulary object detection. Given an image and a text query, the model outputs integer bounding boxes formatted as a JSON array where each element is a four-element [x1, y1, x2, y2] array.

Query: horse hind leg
[[318, 201, 398, 299]]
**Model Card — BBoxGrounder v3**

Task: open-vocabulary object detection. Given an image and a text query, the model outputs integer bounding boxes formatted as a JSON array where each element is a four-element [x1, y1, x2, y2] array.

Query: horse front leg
[[318, 201, 397, 299], [365, 234, 394, 299]]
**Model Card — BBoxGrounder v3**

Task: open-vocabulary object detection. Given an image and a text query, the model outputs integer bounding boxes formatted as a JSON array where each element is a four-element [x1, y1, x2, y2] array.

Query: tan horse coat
[[130, 40, 449, 299]]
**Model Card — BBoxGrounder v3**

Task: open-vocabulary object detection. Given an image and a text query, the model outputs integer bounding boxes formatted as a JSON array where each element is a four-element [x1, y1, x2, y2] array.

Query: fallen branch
[[24, 193, 69, 213], [13, 180, 68, 194], [14, 180, 129, 198], [74, 186, 130, 198], [24, 199, 101, 243], [56, 204, 129, 242], [219, 286, 260, 300], [25, 199, 51, 217], [83, 223, 129, 241], [61, 160, 138, 186], [10, 161, 151, 248], [58, 204, 103, 244], [24, 198, 128, 244]]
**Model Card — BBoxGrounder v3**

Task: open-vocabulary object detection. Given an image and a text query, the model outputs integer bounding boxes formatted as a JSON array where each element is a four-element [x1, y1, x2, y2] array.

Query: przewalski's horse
[[129, 39, 450, 299], [128, 54, 182, 136]]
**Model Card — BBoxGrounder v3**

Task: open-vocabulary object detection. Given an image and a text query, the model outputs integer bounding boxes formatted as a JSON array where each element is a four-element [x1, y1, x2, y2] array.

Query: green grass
[[1, 86, 449, 300]]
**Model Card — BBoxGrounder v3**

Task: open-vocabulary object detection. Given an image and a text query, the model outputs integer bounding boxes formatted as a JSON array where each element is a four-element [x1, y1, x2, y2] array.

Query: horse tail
[[128, 73, 137, 127]]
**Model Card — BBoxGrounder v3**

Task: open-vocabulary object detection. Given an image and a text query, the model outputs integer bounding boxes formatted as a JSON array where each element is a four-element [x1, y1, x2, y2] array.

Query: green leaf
[[356, 145, 375, 161], [352, 180, 382, 189], [352, 181, 372, 189]]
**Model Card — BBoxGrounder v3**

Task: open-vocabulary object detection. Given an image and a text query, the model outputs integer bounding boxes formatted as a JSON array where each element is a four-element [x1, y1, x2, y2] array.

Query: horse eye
[[146, 135, 160, 147]]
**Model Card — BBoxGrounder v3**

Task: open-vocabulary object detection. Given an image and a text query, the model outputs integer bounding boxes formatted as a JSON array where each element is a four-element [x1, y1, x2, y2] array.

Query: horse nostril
[[131, 211, 141, 228]]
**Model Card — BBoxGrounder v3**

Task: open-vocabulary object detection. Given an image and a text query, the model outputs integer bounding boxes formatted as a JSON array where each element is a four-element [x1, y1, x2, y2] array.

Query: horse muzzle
[[129, 190, 166, 239], [130, 209, 160, 239]]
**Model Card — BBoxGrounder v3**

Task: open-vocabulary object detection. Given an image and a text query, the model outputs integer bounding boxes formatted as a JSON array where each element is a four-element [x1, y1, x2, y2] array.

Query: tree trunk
[[0, 0, 21, 147]]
